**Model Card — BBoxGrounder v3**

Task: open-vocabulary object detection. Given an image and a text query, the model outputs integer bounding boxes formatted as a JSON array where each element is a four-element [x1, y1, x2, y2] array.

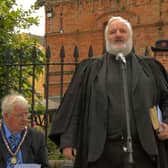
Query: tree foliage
[[0, 0, 45, 118], [0, 0, 39, 48]]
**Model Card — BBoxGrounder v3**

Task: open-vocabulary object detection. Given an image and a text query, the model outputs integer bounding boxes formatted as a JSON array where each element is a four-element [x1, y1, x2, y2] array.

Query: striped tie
[[7, 134, 21, 168], [9, 134, 17, 152]]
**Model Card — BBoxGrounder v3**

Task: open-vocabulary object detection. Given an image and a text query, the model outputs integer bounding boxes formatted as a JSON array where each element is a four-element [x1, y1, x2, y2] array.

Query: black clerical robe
[[49, 52, 168, 168]]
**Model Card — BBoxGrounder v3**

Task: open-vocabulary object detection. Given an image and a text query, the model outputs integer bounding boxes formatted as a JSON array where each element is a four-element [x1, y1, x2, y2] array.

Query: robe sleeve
[[148, 59, 168, 124], [48, 59, 93, 146]]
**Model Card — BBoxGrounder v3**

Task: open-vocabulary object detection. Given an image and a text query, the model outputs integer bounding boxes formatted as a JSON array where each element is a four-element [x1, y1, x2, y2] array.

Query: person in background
[[49, 16, 168, 168], [0, 93, 49, 168]]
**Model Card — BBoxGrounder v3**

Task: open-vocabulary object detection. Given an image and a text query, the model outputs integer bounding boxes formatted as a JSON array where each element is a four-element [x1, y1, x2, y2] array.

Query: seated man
[[0, 93, 49, 168]]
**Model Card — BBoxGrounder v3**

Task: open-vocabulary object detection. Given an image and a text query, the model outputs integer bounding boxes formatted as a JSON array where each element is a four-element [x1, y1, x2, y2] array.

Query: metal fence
[[0, 45, 150, 143], [0, 44, 98, 142]]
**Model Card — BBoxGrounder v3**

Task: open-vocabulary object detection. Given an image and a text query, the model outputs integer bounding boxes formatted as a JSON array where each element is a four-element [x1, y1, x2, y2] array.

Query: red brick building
[[38, 0, 168, 100]]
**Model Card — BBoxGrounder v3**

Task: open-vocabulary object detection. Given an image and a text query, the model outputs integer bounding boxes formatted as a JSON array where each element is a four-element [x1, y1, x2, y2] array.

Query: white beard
[[106, 38, 133, 56]]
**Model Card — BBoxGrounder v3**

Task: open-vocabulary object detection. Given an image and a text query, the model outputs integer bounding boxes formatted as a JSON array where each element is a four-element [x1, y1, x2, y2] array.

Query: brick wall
[[44, 0, 168, 96]]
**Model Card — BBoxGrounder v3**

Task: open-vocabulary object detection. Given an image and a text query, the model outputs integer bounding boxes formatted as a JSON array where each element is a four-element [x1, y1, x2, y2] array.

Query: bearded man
[[49, 16, 168, 168]]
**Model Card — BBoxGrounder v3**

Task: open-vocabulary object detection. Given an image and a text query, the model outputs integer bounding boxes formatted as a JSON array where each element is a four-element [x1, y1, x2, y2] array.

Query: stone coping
[[49, 160, 74, 168]]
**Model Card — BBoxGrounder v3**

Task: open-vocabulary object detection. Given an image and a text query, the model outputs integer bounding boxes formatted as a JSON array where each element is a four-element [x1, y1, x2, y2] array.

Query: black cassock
[[49, 52, 168, 168]]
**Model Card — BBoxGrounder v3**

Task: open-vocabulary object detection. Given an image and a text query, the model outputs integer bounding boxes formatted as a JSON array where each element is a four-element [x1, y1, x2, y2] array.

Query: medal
[[11, 156, 17, 164], [0, 125, 28, 165]]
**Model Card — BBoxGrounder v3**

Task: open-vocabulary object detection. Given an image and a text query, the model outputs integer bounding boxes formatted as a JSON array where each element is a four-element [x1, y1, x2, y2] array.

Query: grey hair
[[104, 16, 133, 44], [1, 94, 29, 116]]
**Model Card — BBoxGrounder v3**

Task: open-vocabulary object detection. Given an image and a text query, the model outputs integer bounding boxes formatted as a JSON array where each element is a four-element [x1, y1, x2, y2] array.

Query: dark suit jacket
[[0, 127, 49, 168], [49, 53, 168, 168]]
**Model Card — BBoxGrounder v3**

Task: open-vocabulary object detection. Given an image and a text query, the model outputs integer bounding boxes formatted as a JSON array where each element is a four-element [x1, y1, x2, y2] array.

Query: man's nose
[[115, 30, 122, 36]]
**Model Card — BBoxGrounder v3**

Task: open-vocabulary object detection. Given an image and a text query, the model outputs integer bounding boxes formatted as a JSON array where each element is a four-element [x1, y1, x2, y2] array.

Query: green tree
[[0, 0, 39, 48], [0, 0, 45, 120]]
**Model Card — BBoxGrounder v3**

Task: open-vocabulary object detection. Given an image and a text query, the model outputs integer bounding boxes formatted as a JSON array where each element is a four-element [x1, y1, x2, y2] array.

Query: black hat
[[151, 40, 168, 51]]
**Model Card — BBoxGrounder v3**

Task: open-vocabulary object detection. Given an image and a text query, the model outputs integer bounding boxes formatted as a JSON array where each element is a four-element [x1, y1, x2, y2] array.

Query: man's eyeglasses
[[12, 112, 31, 119]]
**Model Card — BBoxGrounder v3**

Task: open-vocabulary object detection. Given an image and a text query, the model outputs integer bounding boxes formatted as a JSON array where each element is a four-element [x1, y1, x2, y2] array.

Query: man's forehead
[[110, 20, 128, 27], [14, 105, 28, 111]]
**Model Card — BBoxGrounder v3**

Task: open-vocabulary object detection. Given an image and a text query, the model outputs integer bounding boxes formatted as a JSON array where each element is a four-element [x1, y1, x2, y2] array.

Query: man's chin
[[109, 48, 125, 54], [107, 40, 132, 56]]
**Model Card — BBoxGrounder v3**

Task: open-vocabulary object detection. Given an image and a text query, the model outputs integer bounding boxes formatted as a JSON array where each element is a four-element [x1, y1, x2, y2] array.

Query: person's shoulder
[[27, 127, 44, 137], [135, 54, 154, 61], [77, 55, 104, 70], [79, 55, 103, 64], [137, 55, 167, 75], [136, 54, 161, 66]]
